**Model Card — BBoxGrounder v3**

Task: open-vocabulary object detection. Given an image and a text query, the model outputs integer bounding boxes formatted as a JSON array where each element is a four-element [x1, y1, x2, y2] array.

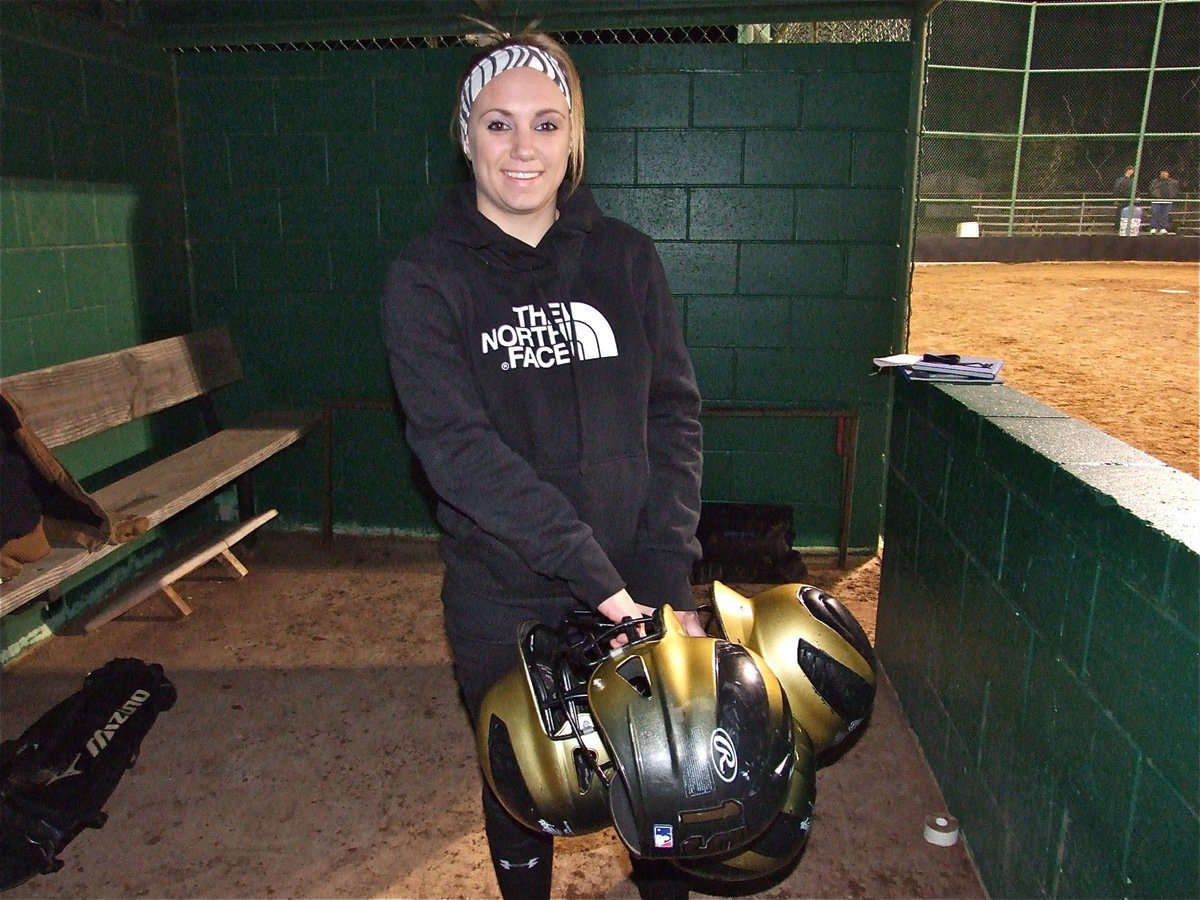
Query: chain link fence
[[918, 0, 1200, 237], [167, 20, 910, 52]]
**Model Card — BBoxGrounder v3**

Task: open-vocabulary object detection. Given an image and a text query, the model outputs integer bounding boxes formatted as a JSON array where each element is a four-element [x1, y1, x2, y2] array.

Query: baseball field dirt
[[908, 260, 1198, 478], [0, 536, 980, 900]]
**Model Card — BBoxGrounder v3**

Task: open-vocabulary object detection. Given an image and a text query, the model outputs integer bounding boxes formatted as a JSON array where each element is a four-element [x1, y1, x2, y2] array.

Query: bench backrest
[[0, 326, 242, 449]]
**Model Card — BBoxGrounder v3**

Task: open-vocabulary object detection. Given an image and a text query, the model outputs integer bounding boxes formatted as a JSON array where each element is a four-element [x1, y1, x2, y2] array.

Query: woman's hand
[[673, 609, 707, 637], [597, 589, 644, 648], [597, 590, 708, 646]]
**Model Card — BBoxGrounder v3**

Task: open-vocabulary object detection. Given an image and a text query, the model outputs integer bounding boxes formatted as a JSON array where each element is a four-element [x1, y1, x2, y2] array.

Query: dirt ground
[[908, 261, 1199, 478], [8, 261, 1190, 899], [0, 537, 982, 900]]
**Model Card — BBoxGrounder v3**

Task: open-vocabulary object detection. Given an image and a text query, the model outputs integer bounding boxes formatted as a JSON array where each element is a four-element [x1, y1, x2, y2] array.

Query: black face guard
[[515, 607, 670, 792], [517, 611, 661, 793], [557, 607, 662, 672]]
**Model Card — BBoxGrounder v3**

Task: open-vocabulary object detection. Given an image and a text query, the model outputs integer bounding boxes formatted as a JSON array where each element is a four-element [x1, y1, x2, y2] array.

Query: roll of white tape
[[923, 814, 959, 847]]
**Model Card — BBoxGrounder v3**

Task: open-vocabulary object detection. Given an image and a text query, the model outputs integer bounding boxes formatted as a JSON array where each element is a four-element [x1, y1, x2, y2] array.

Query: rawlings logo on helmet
[[711, 728, 738, 783], [677, 723, 818, 884]]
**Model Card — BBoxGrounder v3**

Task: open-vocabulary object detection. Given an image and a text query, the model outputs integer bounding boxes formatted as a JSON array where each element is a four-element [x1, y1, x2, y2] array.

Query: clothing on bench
[[0, 326, 320, 622], [1, 390, 150, 582]]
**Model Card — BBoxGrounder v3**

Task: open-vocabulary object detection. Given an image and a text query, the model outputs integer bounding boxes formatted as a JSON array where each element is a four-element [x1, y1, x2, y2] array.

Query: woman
[[381, 30, 704, 900]]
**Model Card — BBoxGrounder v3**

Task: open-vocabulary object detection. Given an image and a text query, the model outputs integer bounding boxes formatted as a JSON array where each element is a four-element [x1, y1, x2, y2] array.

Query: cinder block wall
[[0, 4, 191, 421], [580, 42, 912, 552], [0, 5, 919, 657], [177, 39, 915, 547], [877, 378, 1199, 899], [0, 4, 194, 659]]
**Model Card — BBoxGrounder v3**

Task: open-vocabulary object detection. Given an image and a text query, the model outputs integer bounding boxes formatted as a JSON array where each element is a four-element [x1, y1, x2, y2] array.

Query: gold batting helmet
[[476, 621, 615, 837], [588, 606, 796, 860], [709, 582, 877, 753]]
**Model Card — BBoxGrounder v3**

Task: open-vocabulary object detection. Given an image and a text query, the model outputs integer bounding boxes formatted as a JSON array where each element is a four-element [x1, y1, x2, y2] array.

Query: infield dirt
[[908, 260, 1198, 478]]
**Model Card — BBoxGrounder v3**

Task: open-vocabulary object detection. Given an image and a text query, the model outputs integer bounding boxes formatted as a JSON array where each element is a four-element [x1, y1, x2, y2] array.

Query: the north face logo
[[481, 302, 619, 370]]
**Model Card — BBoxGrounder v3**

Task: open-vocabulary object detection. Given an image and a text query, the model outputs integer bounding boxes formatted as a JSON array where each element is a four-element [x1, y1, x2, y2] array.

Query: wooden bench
[[0, 326, 321, 628]]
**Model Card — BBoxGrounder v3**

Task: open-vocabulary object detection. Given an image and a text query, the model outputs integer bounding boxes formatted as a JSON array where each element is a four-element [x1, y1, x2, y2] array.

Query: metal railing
[[917, 194, 1199, 235]]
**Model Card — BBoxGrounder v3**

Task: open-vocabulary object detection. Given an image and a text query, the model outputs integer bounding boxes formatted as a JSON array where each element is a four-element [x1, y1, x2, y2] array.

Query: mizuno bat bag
[[0, 657, 176, 891]]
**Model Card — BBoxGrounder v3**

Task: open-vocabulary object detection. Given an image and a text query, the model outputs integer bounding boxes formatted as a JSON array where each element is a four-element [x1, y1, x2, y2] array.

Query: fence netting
[[168, 20, 911, 52], [919, 0, 1199, 236]]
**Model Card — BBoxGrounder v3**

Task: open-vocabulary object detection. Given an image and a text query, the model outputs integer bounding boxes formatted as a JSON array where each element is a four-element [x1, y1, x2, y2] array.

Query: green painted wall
[[0, 4, 190, 399], [877, 379, 1200, 899], [177, 39, 916, 549], [0, 4, 195, 659]]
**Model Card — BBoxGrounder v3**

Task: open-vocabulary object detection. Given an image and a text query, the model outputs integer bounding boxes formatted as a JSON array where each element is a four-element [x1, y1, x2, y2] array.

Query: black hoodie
[[382, 183, 702, 635]]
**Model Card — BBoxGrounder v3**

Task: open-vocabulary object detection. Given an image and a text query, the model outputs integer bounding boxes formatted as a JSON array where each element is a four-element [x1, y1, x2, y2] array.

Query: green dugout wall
[[175, 36, 917, 549], [881, 379, 1199, 899]]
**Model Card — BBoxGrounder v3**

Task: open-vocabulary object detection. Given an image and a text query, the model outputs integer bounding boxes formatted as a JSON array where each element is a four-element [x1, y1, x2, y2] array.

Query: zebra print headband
[[458, 44, 572, 153]]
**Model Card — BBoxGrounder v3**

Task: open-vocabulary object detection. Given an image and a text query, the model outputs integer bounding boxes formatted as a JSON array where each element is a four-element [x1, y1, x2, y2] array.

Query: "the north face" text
[[481, 302, 618, 370]]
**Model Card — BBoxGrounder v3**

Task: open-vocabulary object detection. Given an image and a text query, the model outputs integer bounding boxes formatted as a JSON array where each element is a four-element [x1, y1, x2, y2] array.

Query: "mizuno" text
[[86, 689, 151, 757]]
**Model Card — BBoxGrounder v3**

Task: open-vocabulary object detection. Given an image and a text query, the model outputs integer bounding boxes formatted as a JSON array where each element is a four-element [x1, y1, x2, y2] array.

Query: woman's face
[[466, 66, 571, 243]]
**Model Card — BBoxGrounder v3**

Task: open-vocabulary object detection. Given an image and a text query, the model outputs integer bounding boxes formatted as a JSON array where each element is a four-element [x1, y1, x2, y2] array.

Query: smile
[[504, 171, 541, 180]]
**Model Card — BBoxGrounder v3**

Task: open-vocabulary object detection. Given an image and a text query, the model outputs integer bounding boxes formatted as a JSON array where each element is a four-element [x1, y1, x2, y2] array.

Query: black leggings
[[450, 627, 554, 898], [447, 627, 688, 900]]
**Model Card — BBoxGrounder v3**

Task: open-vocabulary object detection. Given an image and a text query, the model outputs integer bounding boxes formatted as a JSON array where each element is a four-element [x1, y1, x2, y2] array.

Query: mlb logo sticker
[[653, 825, 674, 849]]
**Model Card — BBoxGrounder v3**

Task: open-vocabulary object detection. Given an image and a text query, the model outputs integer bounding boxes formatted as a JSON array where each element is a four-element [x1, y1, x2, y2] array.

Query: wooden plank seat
[[0, 326, 320, 623]]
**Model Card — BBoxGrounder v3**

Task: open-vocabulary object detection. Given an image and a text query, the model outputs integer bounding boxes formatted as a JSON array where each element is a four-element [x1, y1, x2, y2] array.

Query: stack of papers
[[873, 353, 1005, 384]]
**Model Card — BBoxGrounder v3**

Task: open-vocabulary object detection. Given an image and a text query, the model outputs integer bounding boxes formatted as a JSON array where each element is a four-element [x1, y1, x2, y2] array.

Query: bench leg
[[214, 548, 249, 579], [83, 510, 277, 633], [159, 584, 194, 617]]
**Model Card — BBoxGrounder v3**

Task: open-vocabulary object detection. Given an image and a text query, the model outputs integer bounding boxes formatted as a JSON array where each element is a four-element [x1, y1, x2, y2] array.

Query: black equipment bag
[[691, 502, 808, 585], [0, 658, 176, 891]]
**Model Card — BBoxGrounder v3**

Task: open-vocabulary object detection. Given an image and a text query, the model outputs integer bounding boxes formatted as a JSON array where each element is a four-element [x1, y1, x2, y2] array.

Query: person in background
[[1148, 168, 1180, 234], [381, 29, 704, 900], [1112, 164, 1135, 232]]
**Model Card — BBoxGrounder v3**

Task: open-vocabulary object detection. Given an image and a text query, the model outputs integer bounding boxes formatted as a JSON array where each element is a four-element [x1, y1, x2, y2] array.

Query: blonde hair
[[452, 30, 586, 195]]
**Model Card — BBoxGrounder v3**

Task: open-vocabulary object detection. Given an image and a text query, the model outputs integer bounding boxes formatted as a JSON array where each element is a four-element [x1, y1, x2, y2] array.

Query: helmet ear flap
[[608, 761, 643, 854], [711, 580, 754, 643], [484, 713, 542, 826]]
